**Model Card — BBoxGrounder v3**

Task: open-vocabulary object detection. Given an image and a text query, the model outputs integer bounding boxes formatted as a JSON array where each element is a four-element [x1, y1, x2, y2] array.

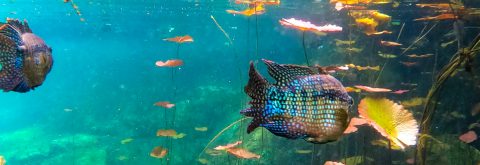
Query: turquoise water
[[0, 0, 479, 165]]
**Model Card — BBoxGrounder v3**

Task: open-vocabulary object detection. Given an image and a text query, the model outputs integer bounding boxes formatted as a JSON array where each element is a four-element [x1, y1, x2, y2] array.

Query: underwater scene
[[0, 0, 480, 164]]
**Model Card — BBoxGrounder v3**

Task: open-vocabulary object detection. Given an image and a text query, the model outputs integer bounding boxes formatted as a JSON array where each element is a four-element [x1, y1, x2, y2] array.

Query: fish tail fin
[[242, 61, 269, 133], [246, 118, 261, 133], [245, 61, 268, 99]]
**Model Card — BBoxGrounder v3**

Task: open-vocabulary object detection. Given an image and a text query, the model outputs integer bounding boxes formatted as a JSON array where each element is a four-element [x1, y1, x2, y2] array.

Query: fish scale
[[242, 59, 353, 143]]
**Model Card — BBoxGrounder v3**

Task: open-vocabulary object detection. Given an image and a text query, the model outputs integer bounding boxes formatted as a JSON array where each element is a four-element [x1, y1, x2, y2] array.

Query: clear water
[[0, 0, 479, 164]]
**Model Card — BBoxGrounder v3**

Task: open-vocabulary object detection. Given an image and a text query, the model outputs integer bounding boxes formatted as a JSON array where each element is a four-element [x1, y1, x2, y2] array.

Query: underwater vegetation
[[0, 0, 480, 164]]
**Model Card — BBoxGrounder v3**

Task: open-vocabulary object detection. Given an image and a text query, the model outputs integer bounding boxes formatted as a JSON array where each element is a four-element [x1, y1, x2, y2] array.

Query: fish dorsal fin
[[0, 19, 25, 47], [7, 18, 32, 33], [245, 61, 269, 99], [262, 59, 317, 85]]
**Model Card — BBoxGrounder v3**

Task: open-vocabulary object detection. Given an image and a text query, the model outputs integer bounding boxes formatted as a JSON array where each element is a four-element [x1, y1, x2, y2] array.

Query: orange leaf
[[164, 35, 194, 43], [354, 85, 392, 92], [150, 146, 168, 159], [226, 148, 261, 159], [154, 101, 175, 109], [214, 141, 242, 150], [155, 60, 183, 67]]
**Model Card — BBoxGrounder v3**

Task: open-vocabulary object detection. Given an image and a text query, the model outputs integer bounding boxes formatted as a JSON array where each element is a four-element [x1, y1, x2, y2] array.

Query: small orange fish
[[214, 141, 242, 150], [155, 60, 183, 67], [154, 101, 175, 109], [459, 131, 477, 143], [399, 61, 418, 67], [380, 40, 402, 47], [414, 13, 457, 21], [226, 148, 261, 159], [63, 0, 70, 3], [354, 85, 392, 92], [164, 35, 194, 43], [150, 146, 168, 159]]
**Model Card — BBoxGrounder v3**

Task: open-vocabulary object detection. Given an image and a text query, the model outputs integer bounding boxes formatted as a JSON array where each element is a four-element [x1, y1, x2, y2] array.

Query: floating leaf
[[198, 158, 209, 164], [154, 101, 175, 109], [150, 146, 168, 159], [214, 141, 242, 150], [358, 97, 419, 149], [155, 60, 183, 67], [163, 35, 194, 43], [295, 149, 313, 154], [279, 18, 342, 33], [121, 138, 133, 144], [226, 148, 261, 159], [195, 127, 208, 132], [459, 131, 477, 143], [324, 161, 345, 165], [354, 85, 392, 92]]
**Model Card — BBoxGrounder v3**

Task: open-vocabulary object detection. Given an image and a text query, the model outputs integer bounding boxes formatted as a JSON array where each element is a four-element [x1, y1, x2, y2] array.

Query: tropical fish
[[241, 59, 353, 143], [226, 148, 261, 159], [0, 19, 53, 93], [214, 141, 242, 150], [150, 146, 168, 159]]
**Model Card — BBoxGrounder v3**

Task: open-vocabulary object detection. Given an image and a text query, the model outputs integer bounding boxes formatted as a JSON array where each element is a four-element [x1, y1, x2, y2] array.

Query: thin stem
[[302, 31, 310, 66]]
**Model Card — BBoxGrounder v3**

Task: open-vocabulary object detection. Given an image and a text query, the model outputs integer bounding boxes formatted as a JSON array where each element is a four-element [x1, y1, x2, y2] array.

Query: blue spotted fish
[[241, 59, 353, 143], [0, 18, 53, 92]]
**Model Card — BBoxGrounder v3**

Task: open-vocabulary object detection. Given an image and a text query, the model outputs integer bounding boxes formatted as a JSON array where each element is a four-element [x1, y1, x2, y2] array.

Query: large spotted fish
[[0, 18, 53, 93], [241, 59, 353, 143]]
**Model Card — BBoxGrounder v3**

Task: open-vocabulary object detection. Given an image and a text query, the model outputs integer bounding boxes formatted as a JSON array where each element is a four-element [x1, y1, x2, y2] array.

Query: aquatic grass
[[416, 31, 480, 165]]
